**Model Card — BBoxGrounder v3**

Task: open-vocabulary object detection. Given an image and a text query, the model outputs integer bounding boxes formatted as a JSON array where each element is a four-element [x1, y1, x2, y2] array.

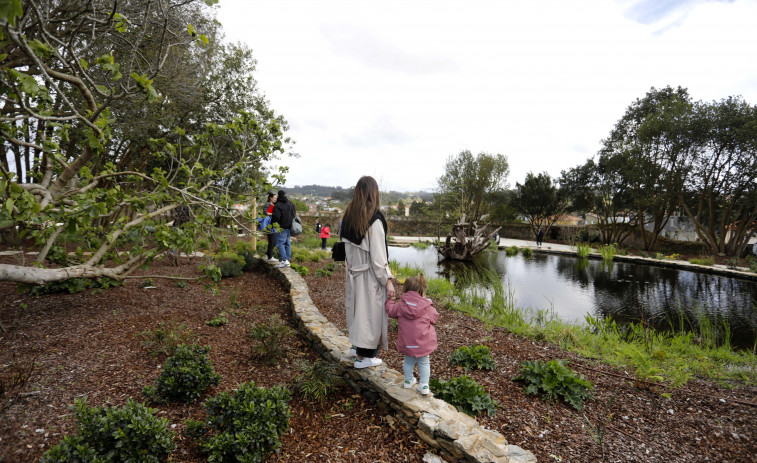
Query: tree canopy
[[435, 150, 509, 225], [510, 172, 567, 238], [0, 0, 291, 284]]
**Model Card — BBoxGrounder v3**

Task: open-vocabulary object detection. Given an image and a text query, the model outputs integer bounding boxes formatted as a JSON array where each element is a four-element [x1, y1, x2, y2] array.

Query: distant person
[[385, 274, 439, 395], [494, 233, 500, 245], [320, 222, 331, 249], [315, 220, 321, 234], [263, 192, 277, 261], [271, 189, 296, 268], [342, 176, 394, 368], [536, 227, 544, 247]]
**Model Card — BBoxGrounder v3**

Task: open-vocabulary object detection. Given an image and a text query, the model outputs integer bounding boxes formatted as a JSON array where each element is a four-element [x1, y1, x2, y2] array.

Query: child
[[320, 222, 331, 249], [385, 274, 439, 395]]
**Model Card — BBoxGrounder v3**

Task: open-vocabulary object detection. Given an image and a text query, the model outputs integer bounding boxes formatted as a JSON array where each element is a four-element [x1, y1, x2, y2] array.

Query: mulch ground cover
[[1, 246, 756, 463]]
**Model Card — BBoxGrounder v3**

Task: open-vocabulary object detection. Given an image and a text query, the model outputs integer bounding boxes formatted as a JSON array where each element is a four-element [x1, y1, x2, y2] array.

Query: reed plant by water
[[504, 246, 519, 257], [598, 244, 615, 261], [688, 257, 715, 266], [576, 242, 592, 258]]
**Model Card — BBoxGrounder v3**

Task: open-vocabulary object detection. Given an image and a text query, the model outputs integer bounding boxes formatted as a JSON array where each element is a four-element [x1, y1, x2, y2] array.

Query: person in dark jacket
[[271, 189, 296, 268], [536, 227, 544, 247]]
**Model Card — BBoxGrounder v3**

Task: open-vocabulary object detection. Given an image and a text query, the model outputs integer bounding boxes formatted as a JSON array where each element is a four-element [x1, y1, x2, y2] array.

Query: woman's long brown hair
[[342, 176, 381, 237]]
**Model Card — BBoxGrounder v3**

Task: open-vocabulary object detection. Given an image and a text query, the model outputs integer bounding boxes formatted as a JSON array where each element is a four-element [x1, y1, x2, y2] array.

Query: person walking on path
[[315, 220, 321, 234], [385, 274, 439, 395], [341, 176, 395, 368], [263, 192, 277, 261], [271, 189, 296, 268], [320, 223, 331, 250], [536, 227, 544, 247]]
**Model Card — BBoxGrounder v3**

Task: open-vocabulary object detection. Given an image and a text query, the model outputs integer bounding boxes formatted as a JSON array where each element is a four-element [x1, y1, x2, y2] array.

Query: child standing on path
[[385, 274, 439, 395], [320, 223, 331, 249]]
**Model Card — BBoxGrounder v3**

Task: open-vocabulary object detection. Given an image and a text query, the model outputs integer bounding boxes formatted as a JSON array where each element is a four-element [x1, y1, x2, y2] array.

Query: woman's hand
[[386, 279, 395, 299]]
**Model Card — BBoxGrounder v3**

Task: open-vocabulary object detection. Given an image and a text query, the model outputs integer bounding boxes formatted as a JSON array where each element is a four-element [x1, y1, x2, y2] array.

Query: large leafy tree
[[560, 159, 637, 245], [598, 86, 693, 251], [510, 172, 567, 238], [680, 97, 757, 256], [435, 150, 509, 225], [0, 0, 290, 284]]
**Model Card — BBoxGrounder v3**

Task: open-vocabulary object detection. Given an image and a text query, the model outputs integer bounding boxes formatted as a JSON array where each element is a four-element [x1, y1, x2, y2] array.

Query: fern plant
[[294, 359, 344, 404], [449, 345, 497, 371], [513, 359, 594, 410]]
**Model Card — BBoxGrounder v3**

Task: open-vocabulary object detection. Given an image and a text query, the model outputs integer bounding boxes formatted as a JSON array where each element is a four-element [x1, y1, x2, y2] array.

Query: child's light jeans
[[403, 354, 430, 384]]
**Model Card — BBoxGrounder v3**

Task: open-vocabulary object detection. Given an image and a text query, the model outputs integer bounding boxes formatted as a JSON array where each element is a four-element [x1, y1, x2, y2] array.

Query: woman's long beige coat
[[344, 220, 392, 351]]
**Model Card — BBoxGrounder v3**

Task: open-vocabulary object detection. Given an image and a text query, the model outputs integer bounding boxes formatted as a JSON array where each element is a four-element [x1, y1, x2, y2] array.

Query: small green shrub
[[200, 263, 222, 282], [513, 359, 594, 410], [183, 418, 207, 440], [689, 257, 715, 266], [411, 241, 431, 250], [138, 321, 194, 357], [520, 247, 533, 258], [505, 246, 519, 257], [206, 312, 229, 327], [449, 345, 497, 371], [141, 278, 156, 288], [294, 359, 344, 404], [143, 344, 221, 403], [725, 257, 740, 269], [46, 245, 69, 265], [389, 318, 398, 332], [746, 256, 757, 273], [199, 381, 291, 462], [290, 262, 310, 276], [214, 251, 245, 278], [430, 375, 498, 417], [249, 314, 294, 364], [41, 398, 175, 463], [314, 263, 336, 277], [197, 237, 209, 250], [27, 277, 121, 296]]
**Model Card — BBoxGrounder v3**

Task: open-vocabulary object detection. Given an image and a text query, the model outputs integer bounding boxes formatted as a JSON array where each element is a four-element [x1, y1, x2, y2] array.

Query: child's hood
[[398, 291, 433, 319]]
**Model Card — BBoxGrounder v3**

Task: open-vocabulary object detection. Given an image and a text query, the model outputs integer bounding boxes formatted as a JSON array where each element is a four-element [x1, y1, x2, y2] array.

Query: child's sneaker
[[349, 347, 357, 357], [418, 383, 431, 395], [353, 357, 382, 369], [403, 377, 417, 389]]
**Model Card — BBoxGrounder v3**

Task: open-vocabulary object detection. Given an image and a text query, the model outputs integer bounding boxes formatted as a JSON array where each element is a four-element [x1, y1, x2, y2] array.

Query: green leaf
[[0, 0, 23, 27], [0, 53, 7, 62], [79, 57, 88, 69], [4, 198, 14, 213]]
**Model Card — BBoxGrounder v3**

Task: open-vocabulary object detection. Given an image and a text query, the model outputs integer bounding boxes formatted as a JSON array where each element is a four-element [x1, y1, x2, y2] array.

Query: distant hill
[[281, 184, 434, 202]]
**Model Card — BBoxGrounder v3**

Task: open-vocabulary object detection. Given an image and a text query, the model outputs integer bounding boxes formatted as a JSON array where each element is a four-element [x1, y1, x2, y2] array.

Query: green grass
[[411, 241, 431, 250], [689, 257, 715, 266], [388, 260, 424, 284], [426, 272, 757, 387]]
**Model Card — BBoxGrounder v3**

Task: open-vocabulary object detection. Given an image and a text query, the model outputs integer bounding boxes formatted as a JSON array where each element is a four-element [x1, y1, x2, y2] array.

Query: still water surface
[[388, 246, 757, 348]]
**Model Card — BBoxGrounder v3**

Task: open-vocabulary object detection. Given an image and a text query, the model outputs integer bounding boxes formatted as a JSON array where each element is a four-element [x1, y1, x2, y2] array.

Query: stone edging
[[268, 263, 537, 463]]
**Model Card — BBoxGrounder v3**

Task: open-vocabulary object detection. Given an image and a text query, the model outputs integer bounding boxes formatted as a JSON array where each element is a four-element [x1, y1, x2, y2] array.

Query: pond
[[388, 246, 757, 349]]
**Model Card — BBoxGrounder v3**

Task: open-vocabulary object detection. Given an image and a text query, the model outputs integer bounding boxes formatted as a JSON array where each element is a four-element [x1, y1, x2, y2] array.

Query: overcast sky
[[216, 0, 757, 193]]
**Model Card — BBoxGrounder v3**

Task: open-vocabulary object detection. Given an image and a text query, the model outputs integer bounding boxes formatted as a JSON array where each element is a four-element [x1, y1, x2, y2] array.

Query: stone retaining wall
[[269, 264, 537, 463]]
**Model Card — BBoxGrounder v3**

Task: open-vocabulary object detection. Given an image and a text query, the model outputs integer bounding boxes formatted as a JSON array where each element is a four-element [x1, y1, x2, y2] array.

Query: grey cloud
[[321, 25, 459, 74]]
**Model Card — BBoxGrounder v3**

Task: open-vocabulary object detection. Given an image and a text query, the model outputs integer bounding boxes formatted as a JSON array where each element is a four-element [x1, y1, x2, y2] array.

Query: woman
[[341, 176, 395, 368], [263, 192, 277, 261]]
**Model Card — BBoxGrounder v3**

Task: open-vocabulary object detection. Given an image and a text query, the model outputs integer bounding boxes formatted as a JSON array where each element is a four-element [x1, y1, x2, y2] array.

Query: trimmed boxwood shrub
[[41, 398, 175, 462], [143, 344, 221, 403], [198, 381, 291, 462]]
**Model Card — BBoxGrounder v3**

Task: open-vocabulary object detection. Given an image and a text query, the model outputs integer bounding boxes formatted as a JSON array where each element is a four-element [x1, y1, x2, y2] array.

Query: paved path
[[390, 235, 575, 253]]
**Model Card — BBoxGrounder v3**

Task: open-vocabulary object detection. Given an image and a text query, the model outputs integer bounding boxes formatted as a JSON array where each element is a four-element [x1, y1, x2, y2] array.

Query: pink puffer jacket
[[385, 291, 439, 357]]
